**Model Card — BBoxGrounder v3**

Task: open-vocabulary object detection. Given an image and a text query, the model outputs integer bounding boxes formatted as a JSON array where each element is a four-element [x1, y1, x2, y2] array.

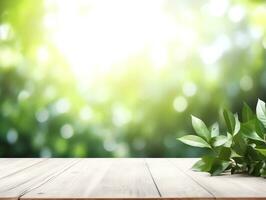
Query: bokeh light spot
[[173, 96, 188, 113], [60, 124, 74, 139]]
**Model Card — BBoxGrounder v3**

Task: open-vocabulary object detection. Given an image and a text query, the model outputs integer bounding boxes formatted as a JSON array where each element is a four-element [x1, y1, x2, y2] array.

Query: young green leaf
[[234, 114, 241, 135], [211, 135, 228, 147], [178, 135, 211, 148], [256, 99, 266, 128], [191, 115, 211, 142], [210, 122, 219, 137]]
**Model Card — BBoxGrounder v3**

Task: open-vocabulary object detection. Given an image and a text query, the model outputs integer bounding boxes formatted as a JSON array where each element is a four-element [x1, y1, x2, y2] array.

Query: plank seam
[[144, 158, 162, 197], [0, 159, 48, 181], [167, 159, 216, 199], [17, 159, 81, 200]]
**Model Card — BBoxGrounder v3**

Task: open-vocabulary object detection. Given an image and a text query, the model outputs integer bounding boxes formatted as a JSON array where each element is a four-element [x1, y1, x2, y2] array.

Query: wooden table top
[[0, 158, 265, 200]]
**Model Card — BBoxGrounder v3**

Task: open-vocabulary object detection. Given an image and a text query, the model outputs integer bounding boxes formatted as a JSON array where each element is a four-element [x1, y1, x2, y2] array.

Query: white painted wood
[[0, 158, 78, 200], [0, 158, 265, 200], [22, 158, 160, 199], [0, 158, 45, 179], [146, 158, 213, 199], [170, 158, 266, 199]]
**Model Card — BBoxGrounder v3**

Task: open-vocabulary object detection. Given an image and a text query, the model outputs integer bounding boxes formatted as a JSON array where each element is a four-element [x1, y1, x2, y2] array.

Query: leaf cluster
[[178, 99, 266, 177]]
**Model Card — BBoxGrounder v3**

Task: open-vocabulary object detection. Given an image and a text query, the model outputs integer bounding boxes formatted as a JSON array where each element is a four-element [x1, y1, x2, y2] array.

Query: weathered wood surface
[[0, 158, 264, 200]]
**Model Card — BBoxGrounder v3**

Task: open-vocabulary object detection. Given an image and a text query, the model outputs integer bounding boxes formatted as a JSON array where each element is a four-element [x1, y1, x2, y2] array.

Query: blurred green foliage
[[0, 0, 266, 157]]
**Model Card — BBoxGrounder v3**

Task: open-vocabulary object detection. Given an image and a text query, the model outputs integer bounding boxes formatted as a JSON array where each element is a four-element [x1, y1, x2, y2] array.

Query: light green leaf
[[211, 135, 228, 147], [224, 132, 233, 147], [191, 115, 210, 142], [210, 123, 219, 138], [178, 135, 211, 148], [255, 148, 266, 156], [234, 114, 240, 135], [256, 99, 266, 128]]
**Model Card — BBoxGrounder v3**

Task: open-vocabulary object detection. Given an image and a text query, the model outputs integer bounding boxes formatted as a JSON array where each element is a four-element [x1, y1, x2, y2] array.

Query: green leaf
[[210, 160, 231, 176], [192, 156, 214, 172], [232, 132, 247, 156], [241, 123, 265, 142], [223, 110, 240, 135], [260, 167, 266, 178], [210, 123, 219, 137], [223, 109, 235, 134], [191, 115, 211, 142], [193, 156, 231, 176], [178, 135, 211, 148], [256, 99, 266, 128], [211, 135, 228, 147], [218, 147, 231, 160], [242, 102, 255, 123], [247, 145, 264, 161], [255, 119, 266, 139], [255, 148, 266, 156], [224, 132, 233, 147]]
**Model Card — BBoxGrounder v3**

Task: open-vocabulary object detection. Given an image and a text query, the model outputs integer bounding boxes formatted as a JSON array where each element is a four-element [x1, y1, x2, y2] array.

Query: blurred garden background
[[0, 0, 266, 157]]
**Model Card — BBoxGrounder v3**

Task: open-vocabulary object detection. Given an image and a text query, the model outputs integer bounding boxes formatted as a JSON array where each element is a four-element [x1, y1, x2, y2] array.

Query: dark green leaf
[[224, 109, 235, 134], [242, 102, 255, 123], [218, 147, 231, 160], [255, 119, 266, 139], [241, 123, 265, 142], [210, 159, 231, 176]]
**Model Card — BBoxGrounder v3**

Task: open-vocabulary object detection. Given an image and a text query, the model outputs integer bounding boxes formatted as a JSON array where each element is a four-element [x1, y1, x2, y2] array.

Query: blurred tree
[[0, 0, 265, 157]]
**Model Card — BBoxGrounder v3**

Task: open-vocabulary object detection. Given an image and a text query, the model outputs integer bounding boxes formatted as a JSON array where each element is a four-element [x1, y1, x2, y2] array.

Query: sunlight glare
[[44, 0, 195, 84]]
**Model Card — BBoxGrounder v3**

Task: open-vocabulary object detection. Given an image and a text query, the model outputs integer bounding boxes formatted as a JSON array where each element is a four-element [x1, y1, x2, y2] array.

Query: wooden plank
[[0, 159, 45, 179], [21, 158, 160, 199], [20, 158, 112, 199], [170, 158, 266, 199], [146, 158, 213, 199], [89, 158, 159, 198], [0, 158, 79, 200]]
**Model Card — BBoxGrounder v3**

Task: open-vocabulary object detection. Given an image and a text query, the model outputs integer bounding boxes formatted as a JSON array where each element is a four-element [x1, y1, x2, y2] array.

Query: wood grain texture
[[88, 158, 159, 198], [22, 158, 159, 199], [0, 158, 79, 200], [170, 158, 266, 199], [145, 158, 213, 199], [0, 159, 45, 179], [0, 158, 265, 200]]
